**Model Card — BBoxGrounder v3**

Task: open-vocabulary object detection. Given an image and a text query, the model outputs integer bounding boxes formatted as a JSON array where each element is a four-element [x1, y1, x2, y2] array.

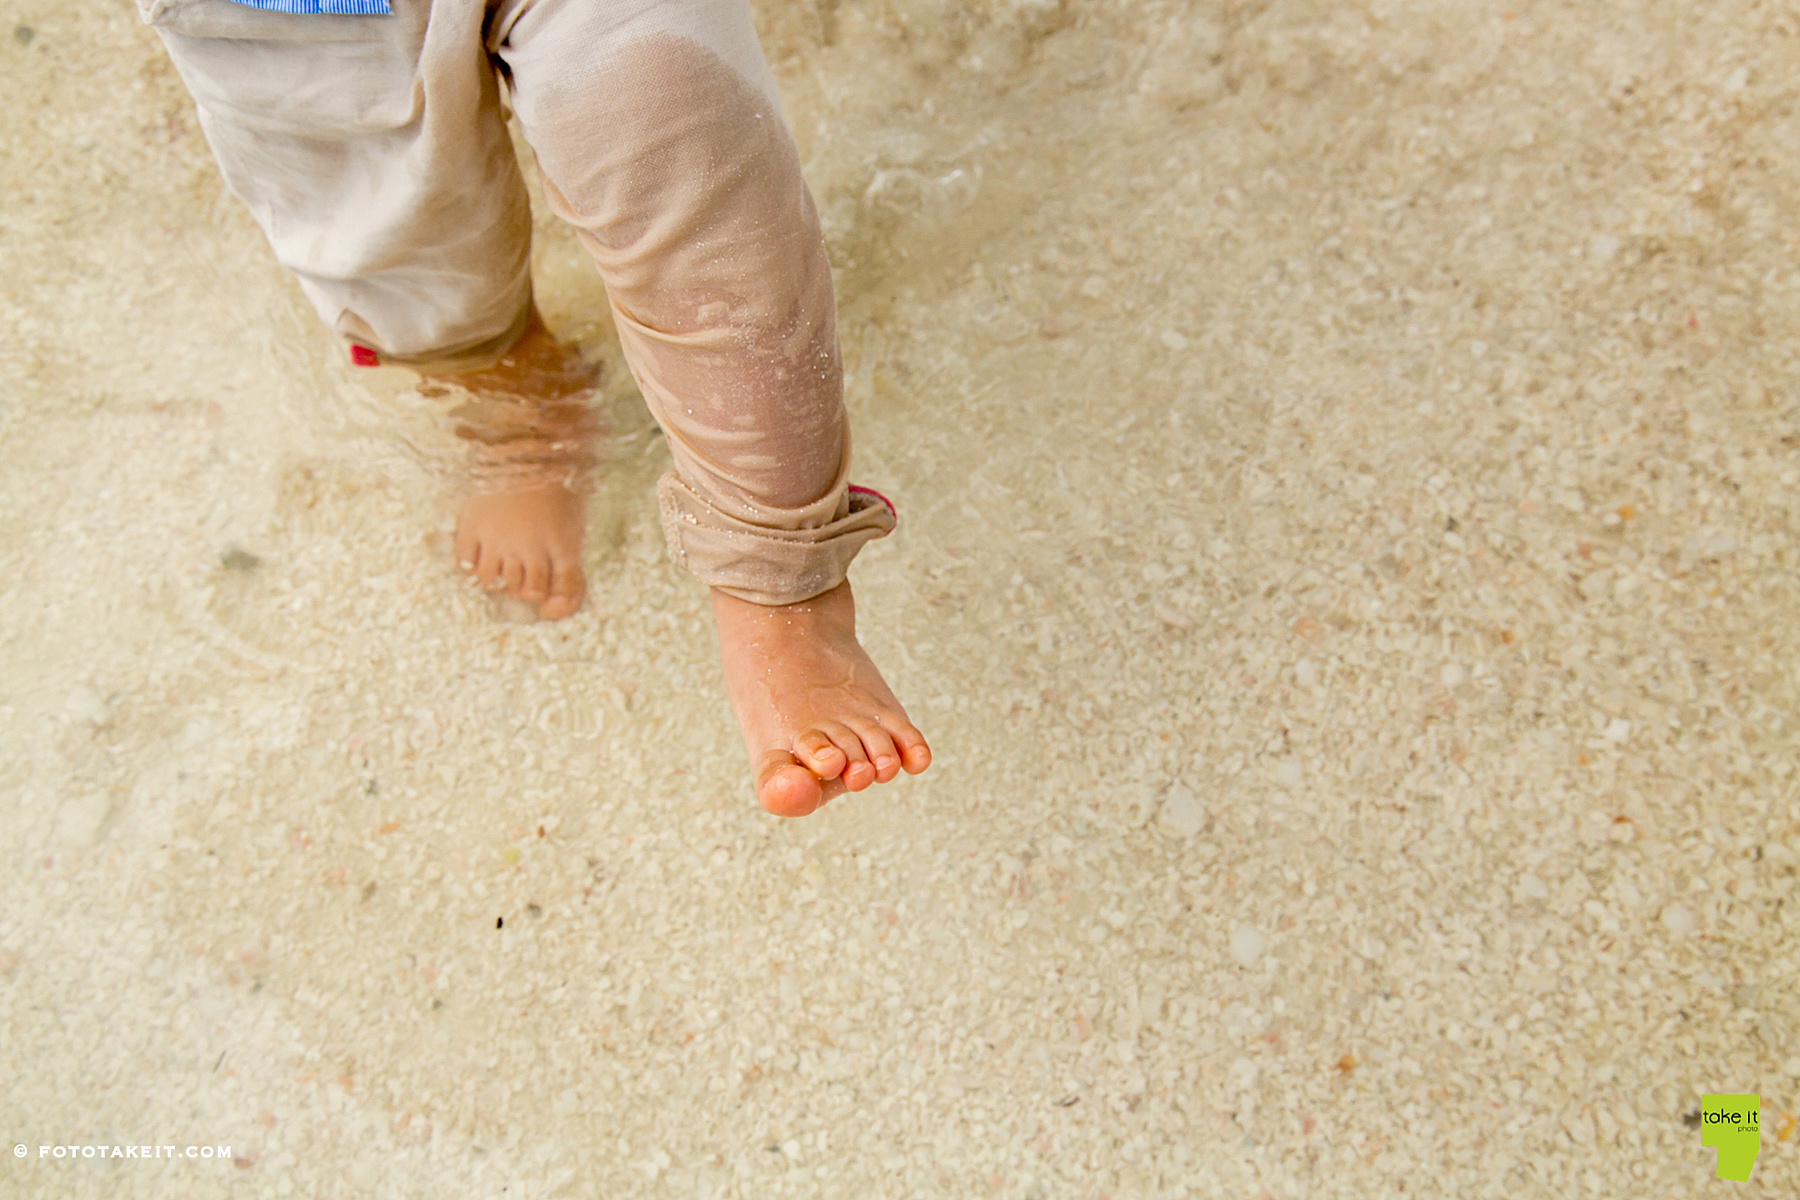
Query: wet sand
[[2, 0, 1797, 1196]]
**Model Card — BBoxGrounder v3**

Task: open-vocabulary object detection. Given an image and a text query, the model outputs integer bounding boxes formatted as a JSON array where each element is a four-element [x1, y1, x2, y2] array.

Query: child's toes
[[540, 559, 585, 620], [849, 720, 902, 783], [755, 750, 828, 817], [454, 532, 481, 577], [794, 729, 847, 780], [816, 721, 876, 790], [891, 724, 932, 774], [520, 556, 551, 603]]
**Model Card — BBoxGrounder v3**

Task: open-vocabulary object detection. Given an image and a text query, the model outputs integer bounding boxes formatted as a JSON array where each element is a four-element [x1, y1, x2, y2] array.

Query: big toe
[[538, 561, 585, 620], [756, 752, 836, 817]]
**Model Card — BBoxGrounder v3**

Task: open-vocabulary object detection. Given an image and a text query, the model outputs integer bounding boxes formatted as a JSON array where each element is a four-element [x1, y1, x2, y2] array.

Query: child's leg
[[147, 1, 595, 617], [150, 2, 531, 368], [432, 309, 598, 618], [494, 0, 931, 812]]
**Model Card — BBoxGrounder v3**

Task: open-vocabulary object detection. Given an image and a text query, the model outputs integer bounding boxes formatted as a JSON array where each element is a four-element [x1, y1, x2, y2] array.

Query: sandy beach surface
[[2, 0, 1797, 1195]]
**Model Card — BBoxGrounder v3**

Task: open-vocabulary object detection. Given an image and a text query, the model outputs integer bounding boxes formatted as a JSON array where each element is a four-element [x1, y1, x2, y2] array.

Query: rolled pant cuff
[[657, 472, 897, 606], [338, 299, 533, 376]]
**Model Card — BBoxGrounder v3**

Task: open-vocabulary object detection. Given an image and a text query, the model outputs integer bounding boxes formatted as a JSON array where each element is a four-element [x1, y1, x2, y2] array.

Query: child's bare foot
[[455, 483, 587, 620], [428, 311, 599, 620], [712, 581, 931, 816]]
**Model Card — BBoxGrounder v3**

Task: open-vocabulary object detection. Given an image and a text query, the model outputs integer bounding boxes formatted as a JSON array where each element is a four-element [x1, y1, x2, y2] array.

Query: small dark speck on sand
[[496, 916, 504, 929], [1682, 1110, 1702, 1129], [221, 547, 261, 571], [14, 26, 33, 46]]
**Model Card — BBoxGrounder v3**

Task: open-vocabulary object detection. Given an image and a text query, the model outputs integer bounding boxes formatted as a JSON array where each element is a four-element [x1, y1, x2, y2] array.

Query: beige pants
[[142, 0, 895, 605]]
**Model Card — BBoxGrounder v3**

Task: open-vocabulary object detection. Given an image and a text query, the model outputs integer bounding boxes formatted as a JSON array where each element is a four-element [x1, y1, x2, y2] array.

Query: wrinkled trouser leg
[[150, 0, 534, 371], [147, 0, 894, 604], [493, 0, 893, 605]]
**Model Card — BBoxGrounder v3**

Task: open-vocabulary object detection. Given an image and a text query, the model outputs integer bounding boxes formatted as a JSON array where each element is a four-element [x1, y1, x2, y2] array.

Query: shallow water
[[3, 1, 1799, 1196]]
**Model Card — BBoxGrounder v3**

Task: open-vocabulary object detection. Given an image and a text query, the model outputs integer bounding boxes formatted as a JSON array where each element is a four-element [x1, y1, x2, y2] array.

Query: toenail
[[459, 560, 474, 570]]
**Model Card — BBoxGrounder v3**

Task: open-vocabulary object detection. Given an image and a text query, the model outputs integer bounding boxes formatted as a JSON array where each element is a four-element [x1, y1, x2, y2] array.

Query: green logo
[[1701, 1094, 1760, 1182]]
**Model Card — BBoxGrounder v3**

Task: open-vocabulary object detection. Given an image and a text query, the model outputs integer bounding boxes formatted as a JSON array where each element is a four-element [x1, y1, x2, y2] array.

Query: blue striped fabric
[[224, 0, 393, 13]]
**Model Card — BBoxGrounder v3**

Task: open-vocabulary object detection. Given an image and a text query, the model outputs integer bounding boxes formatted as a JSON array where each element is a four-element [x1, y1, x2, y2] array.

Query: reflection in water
[[418, 314, 604, 496], [443, 386, 600, 496]]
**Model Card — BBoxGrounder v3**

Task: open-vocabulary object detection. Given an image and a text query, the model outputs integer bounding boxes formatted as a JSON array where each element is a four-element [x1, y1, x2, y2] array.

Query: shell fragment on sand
[[1160, 784, 1204, 838], [1229, 925, 1266, 968]]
